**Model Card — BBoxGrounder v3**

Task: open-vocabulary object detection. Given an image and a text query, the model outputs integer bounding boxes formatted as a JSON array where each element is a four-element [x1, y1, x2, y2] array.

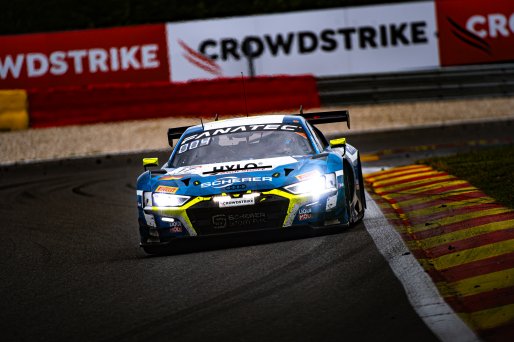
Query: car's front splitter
[[139, 188, 347, 244], [140, 221, 350, 254]]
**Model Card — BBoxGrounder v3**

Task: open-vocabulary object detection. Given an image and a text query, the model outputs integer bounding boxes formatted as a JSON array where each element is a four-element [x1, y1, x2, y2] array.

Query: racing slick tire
[[343, 160, 355, 226]]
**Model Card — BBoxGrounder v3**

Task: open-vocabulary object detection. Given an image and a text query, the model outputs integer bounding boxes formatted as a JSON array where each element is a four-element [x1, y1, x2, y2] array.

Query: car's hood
[[149, 155, 332, 196]]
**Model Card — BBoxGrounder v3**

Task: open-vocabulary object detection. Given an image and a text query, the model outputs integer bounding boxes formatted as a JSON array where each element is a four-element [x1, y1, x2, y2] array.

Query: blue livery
[[136, 111, 365, 254]]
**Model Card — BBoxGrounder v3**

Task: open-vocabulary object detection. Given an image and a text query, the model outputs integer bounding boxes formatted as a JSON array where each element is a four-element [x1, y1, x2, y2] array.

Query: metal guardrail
[[317, 63, 514, 105]]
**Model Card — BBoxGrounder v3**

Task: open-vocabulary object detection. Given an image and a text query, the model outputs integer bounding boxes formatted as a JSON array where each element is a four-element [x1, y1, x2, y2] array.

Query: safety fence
[[3, 62, 514, 130], [0, 75, 319, 129], [318, 63, 514, 105]]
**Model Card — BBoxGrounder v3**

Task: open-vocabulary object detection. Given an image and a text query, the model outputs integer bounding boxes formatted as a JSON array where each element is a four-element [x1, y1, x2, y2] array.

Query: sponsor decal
[[168, 165, 202, 175], [298, 207, 313, 221], [326, 194, 337, 211], [159, 175, 183, 181], [212, 212, 266, 228], [207, 168, 269, 175], [225, 184, 247, 191], [180, 124, 302, 147], [295, 170, 320, 181], [299, 213, 312, 221], [178, 137, 210, 154], [218, 197, 255, 208], [346, 145, 357, 155], [228, 212, 266, 226], [212, 214, 228, 229], [170, 226, 183, 233], [155, 185, 178, 193], [201, 176, 273, 188], [204, 162, 272, 175]]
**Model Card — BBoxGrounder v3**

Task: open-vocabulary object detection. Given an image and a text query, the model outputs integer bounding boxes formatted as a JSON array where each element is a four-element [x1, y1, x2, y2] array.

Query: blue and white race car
[[136, 111, 365, 254]]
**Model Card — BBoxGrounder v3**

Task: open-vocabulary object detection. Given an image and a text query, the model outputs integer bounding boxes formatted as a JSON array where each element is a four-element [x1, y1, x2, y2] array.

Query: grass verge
[[418, 145, 514, 209]]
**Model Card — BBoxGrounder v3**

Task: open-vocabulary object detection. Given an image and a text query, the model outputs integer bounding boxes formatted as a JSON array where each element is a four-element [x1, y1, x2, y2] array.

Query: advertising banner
[[166, 2, 439, 81], [436, 0, 514, 66], [0, 24, 170, 89]]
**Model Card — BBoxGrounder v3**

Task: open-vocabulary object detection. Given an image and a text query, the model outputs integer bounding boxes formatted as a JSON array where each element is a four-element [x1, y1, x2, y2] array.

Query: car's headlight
[[152, 193, 190, 207], [285, 173, 337, 196]]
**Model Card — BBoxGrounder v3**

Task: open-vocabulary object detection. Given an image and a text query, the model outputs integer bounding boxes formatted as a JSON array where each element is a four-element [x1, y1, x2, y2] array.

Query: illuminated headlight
[[152, 193, 190, 207], [285, 173, 337, 197]]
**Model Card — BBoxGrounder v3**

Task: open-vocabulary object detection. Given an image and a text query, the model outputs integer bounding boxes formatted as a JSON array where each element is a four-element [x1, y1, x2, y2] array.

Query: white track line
[[363, 167, 479, 342]]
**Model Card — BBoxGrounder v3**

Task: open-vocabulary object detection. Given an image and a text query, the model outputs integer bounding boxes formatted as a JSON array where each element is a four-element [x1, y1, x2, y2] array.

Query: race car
[[136, 110, 365, 254]]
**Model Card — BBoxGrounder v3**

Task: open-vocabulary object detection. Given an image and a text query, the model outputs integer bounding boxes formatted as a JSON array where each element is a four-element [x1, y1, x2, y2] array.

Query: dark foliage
[[1, 0, 423, 35]]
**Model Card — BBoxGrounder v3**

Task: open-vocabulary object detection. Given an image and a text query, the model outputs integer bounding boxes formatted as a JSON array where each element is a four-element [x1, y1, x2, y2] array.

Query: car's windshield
[[170, 124, 315, 167]]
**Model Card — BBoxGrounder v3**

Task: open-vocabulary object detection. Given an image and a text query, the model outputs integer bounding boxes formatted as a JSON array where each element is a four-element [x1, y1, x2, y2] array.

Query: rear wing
[[299, 110, 350, 129], [167, 126, 190, 147]]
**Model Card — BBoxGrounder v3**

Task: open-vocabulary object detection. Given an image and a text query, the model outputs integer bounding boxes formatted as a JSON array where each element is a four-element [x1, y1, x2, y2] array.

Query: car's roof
[[184, 114, 305, 134]]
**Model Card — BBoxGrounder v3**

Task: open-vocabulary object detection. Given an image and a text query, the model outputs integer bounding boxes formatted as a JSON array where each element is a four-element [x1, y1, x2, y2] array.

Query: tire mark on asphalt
[[71, 177, 120, 198], [103, 237, 333, 341], [0, 177, 65, 191], [103, 231, 368, 342]]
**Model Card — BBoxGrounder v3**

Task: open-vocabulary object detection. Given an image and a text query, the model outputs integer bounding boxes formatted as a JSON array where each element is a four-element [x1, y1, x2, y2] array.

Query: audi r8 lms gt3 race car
[[136, 110, 365, 254]]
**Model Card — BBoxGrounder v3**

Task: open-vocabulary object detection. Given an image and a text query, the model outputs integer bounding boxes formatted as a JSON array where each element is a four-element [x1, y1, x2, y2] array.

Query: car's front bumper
[[138, 188, 347, 245], [140, 221, 349, 254]]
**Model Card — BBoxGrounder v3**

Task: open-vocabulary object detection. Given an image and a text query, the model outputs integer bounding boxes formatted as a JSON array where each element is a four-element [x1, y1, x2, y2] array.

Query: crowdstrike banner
[[435, 0, 514, 66], [1, 1, 513, 89], [166, 2, 439, 81], [0, 24, 170, 89]]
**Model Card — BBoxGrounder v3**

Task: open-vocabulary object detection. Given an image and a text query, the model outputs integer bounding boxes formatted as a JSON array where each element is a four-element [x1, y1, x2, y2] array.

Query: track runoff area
[[363, 165, 514, 341]]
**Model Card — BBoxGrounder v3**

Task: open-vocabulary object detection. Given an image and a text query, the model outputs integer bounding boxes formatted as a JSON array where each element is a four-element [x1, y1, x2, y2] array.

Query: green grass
[[418, 145, 514, 209]]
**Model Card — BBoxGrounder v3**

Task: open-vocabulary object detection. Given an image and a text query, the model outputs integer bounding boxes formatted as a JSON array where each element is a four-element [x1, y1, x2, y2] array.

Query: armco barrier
[[0, 90, 29, 130], [318, 63, 514, 105], [27, 76, 320, 128]]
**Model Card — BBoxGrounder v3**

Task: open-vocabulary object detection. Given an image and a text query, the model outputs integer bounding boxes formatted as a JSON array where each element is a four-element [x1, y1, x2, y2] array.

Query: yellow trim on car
[[147, 189, 312, 234], [148, 197, 211, 236], [262, 189, 311, 226], [143, 157, 159, 167], [329, 137, 346, 148]]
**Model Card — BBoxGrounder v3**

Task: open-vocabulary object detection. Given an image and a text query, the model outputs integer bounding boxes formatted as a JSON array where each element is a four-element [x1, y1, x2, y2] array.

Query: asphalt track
[[1, 119, 513, 341]]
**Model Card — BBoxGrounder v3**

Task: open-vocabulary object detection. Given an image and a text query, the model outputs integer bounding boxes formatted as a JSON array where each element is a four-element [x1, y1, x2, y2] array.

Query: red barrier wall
[[28, 76, 320, 128]]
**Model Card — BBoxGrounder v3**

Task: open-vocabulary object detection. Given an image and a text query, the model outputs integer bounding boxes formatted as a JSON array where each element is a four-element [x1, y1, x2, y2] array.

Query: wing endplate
[[299, 110, 350, 129]]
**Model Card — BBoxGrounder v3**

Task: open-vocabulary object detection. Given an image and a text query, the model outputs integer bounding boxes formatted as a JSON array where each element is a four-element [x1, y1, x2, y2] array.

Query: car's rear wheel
[[142, 244, 169, 255], [343, 160, 355, 225], [354, 154, 366, 224], [142, 246, 158, 255]]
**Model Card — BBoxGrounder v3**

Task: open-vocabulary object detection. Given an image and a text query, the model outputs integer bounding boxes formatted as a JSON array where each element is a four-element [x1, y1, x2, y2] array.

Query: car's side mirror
[[329, 138, 346, 156], [330, 138, 346, 148], [143, 157, 159, 171]]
